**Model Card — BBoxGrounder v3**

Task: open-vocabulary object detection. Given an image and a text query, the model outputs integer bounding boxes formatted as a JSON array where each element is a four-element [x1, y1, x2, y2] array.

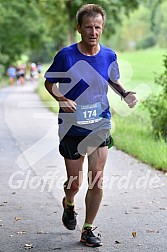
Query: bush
[[144, 52, 167, 140], [0, 64, 5, 78], [136, 35, 156, 49]]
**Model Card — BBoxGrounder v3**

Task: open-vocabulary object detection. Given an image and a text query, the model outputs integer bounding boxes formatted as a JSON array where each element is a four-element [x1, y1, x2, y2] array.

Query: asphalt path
[[0, 82, 167, 252]]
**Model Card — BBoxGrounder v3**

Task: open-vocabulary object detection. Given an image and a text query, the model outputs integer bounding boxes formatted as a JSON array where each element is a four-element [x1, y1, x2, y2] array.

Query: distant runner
[[7, 65, 16, 85]]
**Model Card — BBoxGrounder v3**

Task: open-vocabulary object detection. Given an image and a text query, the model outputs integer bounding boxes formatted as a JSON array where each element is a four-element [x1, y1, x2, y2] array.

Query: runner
[[37, 63, 43, 78], [6, 65, 16, 85], [16, 65, 26, 85], [30, 63, 37, 80], [44, 4, 137, 247]]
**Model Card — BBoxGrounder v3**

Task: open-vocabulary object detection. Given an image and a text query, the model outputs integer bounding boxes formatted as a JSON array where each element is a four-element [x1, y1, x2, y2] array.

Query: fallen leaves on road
[[159, 207, 167, 210], [37, 230, 48, 234], [146, 229, 159, 233], [146, 229, 155, 233], [125, 210, 129, 214], [115, 240, 121, 244], [132, 231, 137, 238], [12, 192, 18, 195], [149, 200, 160, 204], [24, 244, 33, 249], [15, 217, 22, 221], [17, 231, 27, 234]]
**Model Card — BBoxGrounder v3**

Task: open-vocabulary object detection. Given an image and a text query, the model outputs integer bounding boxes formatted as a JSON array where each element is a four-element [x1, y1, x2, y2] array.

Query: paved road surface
[[0, 83, 167, 252]]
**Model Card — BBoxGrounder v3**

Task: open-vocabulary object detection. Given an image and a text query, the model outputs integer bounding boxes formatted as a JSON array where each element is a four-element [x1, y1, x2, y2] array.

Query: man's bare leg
[[64, 156, 84, 203], [62, 156, 85, 230], [84, 146, 108, 225]]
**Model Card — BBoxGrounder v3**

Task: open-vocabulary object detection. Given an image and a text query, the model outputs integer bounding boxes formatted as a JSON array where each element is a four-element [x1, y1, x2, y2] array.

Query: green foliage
[[0, 64, 5, 78], [0, 0, 49, 67], [153, 1, 167, 48], [64, 0, 139, 41], [110, 0, 167, 51], [113, 113, 167, 171], [111, 48, 167, 170], [36, 0, 139, 45], [144, 52, 167, 140], [2, 0, 166, 70], [0, 0, 140, 70], [136, 34, 156, 49]]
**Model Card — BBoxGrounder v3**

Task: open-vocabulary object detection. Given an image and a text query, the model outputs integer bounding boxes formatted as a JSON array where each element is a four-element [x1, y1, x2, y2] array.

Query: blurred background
[[0, 0, 166, 170], [0, 0, 166, 69]]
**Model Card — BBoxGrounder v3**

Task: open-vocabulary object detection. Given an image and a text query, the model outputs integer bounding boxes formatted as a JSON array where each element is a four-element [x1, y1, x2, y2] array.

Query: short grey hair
[[76, 4, 106, 26]]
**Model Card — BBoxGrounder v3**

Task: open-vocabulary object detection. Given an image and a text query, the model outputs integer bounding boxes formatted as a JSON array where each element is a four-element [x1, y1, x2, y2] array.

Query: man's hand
[[59, 98, 77, 113], [123, 91, 138, 108], [44, 80, 77, 112], [108, 80, 138, 108]]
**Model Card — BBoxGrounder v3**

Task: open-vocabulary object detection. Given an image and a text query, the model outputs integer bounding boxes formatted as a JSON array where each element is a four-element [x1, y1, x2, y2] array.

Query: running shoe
[[62, 197, 77, 230], [80, 227, 102, 247]]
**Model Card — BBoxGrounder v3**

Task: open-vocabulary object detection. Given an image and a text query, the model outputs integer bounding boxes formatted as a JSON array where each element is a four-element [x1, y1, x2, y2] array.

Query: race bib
[[76, 102, 103, 125]]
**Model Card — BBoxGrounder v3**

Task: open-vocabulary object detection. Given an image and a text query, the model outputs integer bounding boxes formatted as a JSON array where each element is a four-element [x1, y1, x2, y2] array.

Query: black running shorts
[[59, 129, 113, 160]]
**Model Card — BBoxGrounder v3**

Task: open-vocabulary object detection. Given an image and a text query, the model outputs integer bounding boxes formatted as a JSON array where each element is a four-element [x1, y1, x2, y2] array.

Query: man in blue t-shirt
[[45, 3, 137, 247], [7, 66, 16, 85]]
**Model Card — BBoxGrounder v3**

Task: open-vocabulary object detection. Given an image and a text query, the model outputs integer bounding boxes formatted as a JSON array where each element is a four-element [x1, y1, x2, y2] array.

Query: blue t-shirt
[[45, 43, 120, 136], [7, 67, 16, 77]]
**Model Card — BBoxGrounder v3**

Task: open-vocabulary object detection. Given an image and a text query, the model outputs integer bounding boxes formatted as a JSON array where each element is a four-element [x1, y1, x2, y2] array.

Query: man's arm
[[108, 79, 138, 108], [44, 80, 76, 112]]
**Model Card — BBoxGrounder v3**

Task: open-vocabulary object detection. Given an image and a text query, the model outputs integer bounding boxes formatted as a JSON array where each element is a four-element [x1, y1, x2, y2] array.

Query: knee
[[64, 177, 82, 192], [88, 170, 103, 190], [70, 181, 80, 192]]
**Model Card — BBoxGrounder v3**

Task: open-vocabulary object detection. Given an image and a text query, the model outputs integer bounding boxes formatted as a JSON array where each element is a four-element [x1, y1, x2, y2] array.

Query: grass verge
[[36, 78, 59, 113], [0, 76, 9, 88], [112, 111, 167, 171]]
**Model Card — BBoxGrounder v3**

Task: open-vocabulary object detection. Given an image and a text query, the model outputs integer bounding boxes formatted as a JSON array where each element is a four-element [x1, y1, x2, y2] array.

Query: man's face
[[77, 14, 104, 47]]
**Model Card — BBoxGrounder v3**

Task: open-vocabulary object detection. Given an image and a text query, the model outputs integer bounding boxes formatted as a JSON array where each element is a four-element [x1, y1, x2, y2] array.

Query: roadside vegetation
[[111, 48, 167, 171]]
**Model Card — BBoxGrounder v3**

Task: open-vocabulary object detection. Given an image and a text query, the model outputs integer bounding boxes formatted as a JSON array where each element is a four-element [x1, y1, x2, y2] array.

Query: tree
[[35, 0, 139, 44], [64, 0, 139, 43], [0, 0, 49, 66], [0, 0, 140, 68], [109, 0, 167, 51], [153, 1, 167, 48]]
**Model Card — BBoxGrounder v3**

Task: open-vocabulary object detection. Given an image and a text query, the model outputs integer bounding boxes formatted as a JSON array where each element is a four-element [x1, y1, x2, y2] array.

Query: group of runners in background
[[6, 62, 43, 85]]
